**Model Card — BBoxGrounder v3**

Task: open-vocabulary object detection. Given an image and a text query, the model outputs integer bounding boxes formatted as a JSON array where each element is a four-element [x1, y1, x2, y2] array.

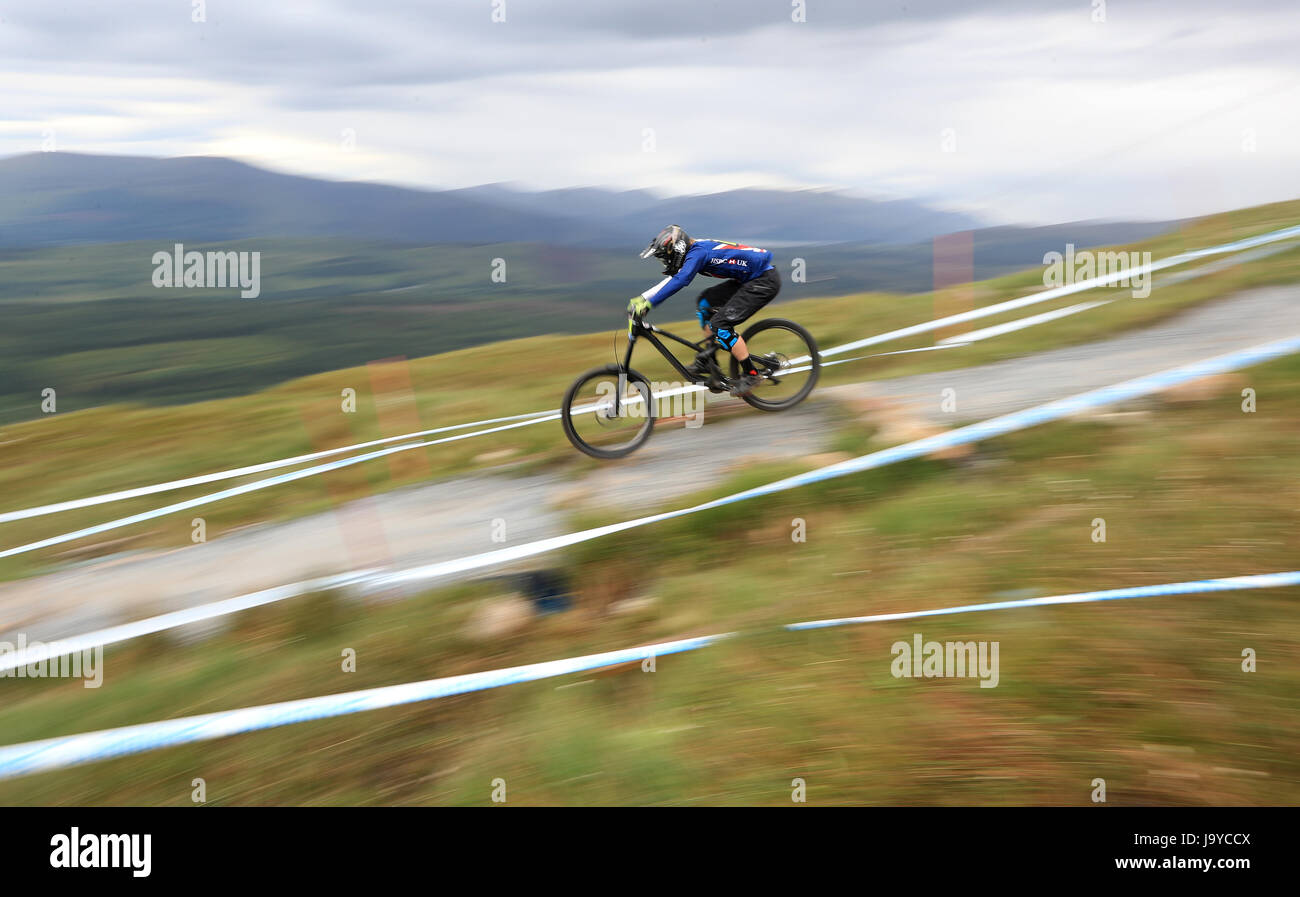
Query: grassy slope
[[1, 199, 1298, 581], [0, 348, 1295, 805]]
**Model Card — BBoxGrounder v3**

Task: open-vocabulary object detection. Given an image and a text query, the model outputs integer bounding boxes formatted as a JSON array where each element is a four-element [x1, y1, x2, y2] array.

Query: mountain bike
[[561, 313, 820, 459]]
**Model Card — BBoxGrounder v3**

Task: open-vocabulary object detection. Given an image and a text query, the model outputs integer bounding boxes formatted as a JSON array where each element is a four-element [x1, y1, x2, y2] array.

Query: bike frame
[[622, 318, 714, 383]]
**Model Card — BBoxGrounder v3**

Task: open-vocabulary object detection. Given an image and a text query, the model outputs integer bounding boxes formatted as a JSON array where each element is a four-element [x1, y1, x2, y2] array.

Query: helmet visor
[[640, 226, 681, 262]]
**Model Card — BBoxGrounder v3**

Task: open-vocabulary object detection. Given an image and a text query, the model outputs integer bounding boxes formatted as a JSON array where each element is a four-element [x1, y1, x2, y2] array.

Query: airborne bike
[[561, 313, 820, 459]]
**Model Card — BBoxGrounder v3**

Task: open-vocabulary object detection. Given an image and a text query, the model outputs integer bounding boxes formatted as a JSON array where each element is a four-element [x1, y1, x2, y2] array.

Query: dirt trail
[[3, 286, 1298, 641]]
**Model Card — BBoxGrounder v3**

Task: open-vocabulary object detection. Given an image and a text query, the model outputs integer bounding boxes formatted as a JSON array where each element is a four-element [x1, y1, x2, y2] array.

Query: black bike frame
[[622, 319, 709, 382]]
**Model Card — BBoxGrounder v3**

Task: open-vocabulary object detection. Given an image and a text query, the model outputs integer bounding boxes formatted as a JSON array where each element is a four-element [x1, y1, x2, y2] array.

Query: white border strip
[[1, 571, 1296, 780], [4, 333, 1298, 674]]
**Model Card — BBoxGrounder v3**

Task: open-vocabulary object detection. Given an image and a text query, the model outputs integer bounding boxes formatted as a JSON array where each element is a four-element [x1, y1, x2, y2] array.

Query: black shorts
[[697, 267, 781, 345]]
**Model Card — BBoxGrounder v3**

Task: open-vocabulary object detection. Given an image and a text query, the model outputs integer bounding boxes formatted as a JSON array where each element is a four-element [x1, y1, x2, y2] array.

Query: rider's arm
[[640, 247, 706, 307]]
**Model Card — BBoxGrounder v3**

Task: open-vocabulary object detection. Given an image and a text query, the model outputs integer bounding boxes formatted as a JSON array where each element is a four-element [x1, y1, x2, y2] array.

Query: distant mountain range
[[0, 152, 990, 248]]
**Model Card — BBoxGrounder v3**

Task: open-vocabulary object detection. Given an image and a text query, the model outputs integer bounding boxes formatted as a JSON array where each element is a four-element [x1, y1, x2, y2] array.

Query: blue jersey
[[640, 239, 774, 307]]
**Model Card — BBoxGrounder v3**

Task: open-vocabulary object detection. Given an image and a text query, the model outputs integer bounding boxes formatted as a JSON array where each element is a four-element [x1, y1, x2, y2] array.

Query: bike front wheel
[[561, 364, 656, 459], [729, 318, 820, 411]]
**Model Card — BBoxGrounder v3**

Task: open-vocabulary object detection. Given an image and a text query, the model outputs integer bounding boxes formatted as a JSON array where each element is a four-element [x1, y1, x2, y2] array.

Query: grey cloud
[[8, 0, 1296, 93], [2, 0, 1298, 223]]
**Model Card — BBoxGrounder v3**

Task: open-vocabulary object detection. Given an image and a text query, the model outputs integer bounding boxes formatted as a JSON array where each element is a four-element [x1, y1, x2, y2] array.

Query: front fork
[[614, 318, 641, 418], [623, 317, 639, 370]]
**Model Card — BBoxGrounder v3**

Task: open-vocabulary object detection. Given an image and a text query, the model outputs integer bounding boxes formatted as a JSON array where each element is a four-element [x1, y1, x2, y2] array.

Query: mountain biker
[[627, 225, 781, 396]]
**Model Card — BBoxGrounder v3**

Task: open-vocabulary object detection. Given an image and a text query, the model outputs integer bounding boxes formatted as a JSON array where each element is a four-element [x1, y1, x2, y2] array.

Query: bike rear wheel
[[561, 364, 655, 459], [729, 318, 820, 411]]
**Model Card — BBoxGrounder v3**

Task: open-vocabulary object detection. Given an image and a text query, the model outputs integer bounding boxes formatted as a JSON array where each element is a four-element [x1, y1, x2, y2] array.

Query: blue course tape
[[2, 570, 1297, 780], [787, 571, 1300, 630], [0, 634, 728, 780]]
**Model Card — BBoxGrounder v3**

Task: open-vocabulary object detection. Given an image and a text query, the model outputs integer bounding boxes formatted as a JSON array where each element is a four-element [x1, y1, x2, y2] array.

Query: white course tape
[[935, 236, 1300, 349], [0, 570, 384, 675], [937, 300, 1112, 346], [7, 221, 1298, 530], [2, 570, 1297, 780], [4, 334, 1297, 675], [819, 223, 1300, 358], [0, 408, 558, 525], [787, 571, 1300, 630], [0, 412, 563, 560]]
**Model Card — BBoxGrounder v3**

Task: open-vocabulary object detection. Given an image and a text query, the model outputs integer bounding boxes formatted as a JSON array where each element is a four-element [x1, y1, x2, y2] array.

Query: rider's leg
[[711, 323, 758, 376], [712, 268, 782, 377], [696, 285, 735, 337], [731, 336, 754, 372], [715, 323, 760, 396], [691, 286, 736, 375]]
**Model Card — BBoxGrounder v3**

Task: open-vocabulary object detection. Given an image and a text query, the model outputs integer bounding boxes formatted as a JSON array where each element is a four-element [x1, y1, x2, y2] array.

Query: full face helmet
[[639, 224, 692, 275]]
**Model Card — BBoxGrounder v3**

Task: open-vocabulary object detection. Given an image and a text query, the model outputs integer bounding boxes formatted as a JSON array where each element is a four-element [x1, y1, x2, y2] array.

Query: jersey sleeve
[[640, 247, 706, 306]]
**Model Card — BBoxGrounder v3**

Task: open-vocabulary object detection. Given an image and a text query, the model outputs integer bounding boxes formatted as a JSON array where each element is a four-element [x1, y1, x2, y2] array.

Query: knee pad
[[713, 325, 738, 350]]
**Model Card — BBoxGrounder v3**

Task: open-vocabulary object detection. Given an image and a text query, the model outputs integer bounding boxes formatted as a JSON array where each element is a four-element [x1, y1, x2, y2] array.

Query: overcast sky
[[3, 0, 1298, 224]]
